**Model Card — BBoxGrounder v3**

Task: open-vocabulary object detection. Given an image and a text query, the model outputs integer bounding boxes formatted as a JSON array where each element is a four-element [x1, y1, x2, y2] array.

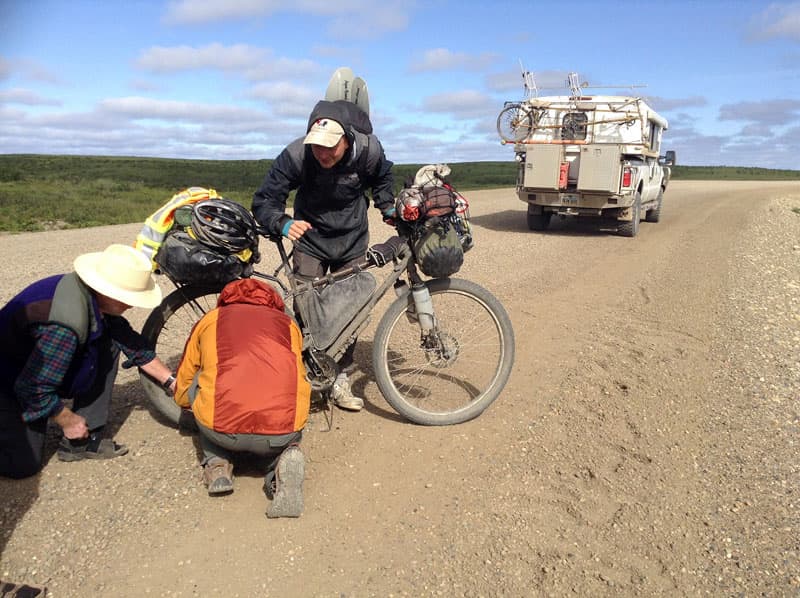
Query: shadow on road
[[471, 208, 619, 237]]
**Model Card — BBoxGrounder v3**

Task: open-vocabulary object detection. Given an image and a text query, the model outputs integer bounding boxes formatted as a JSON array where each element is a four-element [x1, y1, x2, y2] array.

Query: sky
[[1, 0, 799, 169]]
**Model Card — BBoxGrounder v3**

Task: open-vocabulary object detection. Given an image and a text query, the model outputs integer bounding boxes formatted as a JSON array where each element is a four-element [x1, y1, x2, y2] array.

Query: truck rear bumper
[[518, 190, 633, 211]]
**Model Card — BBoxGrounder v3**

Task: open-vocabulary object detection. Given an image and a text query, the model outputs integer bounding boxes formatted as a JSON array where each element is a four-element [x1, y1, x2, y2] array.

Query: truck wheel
[[618, 192, 641, 237], [645, 189, 663, 223], [527, 211, 551, 231]]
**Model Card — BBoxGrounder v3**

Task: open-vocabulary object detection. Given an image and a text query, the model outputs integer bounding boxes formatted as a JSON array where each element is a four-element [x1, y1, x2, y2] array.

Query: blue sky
[[1, 0, 799, 169]]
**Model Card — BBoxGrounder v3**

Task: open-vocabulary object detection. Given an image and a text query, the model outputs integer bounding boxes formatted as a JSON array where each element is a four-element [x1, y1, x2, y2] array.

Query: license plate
[[561, 194, 579, 205]]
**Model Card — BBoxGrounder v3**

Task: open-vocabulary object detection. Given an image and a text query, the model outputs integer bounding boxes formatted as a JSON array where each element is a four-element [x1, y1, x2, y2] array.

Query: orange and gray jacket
[[174, 278, 310, 435]]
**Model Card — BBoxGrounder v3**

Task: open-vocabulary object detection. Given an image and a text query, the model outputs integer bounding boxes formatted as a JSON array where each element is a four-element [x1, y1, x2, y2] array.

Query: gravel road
[[1, 180, 798, 597]]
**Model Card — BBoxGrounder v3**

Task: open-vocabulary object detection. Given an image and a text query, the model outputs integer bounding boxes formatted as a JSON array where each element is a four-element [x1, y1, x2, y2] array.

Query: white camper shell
[[499, 89, 675, 237]]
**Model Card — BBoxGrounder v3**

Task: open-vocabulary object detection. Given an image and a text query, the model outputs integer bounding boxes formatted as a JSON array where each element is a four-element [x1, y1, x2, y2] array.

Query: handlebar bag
[[412, 217, 464, 279]]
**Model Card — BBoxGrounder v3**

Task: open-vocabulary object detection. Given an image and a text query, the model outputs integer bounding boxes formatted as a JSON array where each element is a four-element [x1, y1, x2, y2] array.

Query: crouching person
[[174, 278, 311, 518], [0, 244, 174, 479]]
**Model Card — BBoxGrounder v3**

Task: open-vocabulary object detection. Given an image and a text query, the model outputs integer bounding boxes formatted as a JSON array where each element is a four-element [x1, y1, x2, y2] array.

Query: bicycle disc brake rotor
[[423, 331, 460, 368], [305, 349, 338, 391]]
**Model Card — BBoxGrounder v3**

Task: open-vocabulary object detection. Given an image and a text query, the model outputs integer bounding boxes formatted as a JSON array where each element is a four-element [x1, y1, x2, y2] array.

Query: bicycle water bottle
[[411, 284, 435, 331]]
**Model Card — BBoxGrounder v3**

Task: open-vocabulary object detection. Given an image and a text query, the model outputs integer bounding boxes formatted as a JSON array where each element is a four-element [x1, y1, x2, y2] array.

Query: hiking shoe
[[203, 458, 234, 496], [331, 374, 364, 412], [57, 435, 128, 462], [266, 446, 304, 518], [263, 469, 276, 500]]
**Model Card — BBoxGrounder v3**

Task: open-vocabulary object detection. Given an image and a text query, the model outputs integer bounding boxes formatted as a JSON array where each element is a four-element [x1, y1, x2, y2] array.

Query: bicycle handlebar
[[254, 225, 410, 291]]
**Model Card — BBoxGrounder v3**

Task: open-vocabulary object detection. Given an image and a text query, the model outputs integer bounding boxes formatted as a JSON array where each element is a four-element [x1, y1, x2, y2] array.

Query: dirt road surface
[[1, 180, 798, 597]]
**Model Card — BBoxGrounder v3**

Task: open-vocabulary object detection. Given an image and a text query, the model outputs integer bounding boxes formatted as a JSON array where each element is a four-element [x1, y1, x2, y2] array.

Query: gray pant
[[0, 341, 119, 479], [187, 376, 301, 468]]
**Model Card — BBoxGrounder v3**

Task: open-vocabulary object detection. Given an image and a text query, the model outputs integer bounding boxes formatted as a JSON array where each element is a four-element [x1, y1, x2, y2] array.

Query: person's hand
[[284, 220, 313, 241], [162, 374, 177, 396], [53, 406, 89, 440], [382, 207, 397, 227]]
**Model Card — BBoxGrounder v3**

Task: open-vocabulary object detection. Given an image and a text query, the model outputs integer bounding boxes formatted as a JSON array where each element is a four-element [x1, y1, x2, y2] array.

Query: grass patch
[[0, 154, 798, 232]]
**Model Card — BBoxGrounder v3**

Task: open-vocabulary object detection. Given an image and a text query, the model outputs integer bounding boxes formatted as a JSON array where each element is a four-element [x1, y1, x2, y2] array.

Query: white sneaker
[[331, 374, 364, 411]]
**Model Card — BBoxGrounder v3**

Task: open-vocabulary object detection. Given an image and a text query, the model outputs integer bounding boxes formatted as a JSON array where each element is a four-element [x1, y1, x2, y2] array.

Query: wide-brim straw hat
[[73, 244, 162, 308]]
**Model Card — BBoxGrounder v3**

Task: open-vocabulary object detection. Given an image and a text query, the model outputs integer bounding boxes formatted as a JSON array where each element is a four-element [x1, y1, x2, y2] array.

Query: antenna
[[568, 72, 647, 94], [519, 59, 538, 99], [567, 72, 582, 98]]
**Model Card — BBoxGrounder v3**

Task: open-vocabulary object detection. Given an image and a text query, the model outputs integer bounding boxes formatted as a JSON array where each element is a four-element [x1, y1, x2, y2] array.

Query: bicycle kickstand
[[319, 390, 335, 432]]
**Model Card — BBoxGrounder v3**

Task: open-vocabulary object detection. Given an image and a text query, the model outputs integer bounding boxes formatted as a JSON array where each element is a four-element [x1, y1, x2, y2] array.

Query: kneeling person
[[174, 279, 311, 518], [0, 244, 173, 479]]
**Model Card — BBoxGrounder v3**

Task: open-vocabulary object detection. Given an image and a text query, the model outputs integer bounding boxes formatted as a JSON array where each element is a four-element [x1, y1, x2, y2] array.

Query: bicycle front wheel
[[372, 278, 515, 426], [139, 284, 224, 425]]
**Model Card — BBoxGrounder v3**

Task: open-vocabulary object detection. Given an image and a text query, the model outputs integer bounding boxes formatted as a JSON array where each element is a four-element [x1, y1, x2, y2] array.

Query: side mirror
[[661, 150, 676, 166]]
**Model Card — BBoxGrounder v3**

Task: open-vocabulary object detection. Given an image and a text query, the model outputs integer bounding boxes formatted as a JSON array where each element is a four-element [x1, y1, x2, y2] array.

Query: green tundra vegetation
[[0, 154, 798, 232]]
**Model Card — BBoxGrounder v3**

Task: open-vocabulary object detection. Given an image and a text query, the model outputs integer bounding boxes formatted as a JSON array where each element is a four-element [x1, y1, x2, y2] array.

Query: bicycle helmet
[[191, 198, 258, 254]]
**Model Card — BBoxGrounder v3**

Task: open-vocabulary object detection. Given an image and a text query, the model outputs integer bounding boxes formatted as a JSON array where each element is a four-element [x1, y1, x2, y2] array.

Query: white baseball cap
[[304, 118, 345, 147]]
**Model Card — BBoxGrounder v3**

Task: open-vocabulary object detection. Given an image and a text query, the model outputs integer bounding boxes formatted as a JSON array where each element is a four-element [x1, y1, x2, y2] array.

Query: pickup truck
[[498, 88, 675, 237]]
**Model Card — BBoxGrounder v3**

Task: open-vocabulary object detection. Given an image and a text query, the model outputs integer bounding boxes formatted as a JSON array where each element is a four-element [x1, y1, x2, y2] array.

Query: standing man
[[0, 244, 175, 479], [252, 98, 395, 412], [173, 278, 311, 518]]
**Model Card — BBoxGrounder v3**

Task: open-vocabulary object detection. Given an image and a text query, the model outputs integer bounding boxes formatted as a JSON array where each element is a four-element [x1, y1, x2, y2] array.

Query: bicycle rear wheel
[[139, 284, 223, 425], [497, 103, 533, 142], [372, 278, 515, 425]]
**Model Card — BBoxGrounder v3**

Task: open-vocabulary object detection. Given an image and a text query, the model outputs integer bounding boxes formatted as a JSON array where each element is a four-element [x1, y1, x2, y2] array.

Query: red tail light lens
[[622, 167, 632, 188]]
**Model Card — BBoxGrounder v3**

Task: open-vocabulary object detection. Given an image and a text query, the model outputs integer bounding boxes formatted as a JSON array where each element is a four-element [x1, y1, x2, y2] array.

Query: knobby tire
[[372, 278, 515, 425], [139, 283, 224, 426]]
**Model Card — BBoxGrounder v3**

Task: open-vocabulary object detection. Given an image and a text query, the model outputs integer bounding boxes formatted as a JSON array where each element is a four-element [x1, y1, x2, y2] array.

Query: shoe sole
[[266, 449, 304, 518], [207, 479, 234, 496], [57, 446, 129, 462]]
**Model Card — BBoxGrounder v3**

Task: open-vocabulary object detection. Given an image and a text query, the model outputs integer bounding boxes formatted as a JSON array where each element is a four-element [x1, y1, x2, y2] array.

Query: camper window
[[561, 112, 588, 141]]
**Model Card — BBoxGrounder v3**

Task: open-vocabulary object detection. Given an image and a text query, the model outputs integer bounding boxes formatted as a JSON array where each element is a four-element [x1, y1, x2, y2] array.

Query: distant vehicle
[[498, 71, 675, 237]]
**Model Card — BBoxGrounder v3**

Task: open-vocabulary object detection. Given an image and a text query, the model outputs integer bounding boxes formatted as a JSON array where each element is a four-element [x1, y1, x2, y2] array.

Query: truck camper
[[498, 72, 675, 237]]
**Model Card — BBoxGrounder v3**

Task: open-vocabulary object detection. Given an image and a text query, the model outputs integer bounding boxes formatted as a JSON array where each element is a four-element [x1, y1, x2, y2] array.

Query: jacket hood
[[217, 278, 285, 311], [306, 99, 372, 137]]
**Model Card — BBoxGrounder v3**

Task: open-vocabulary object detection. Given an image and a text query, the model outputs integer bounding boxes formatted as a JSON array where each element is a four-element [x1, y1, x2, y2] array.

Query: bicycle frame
[[143, 224, 515, 428]]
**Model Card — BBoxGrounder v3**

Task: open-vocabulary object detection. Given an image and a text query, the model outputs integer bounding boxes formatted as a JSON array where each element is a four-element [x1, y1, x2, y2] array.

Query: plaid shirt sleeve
[[14, 323, 77, 423], [105, 315, 156, 368]]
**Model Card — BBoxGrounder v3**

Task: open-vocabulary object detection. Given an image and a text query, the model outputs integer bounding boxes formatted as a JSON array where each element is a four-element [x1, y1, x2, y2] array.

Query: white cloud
[[162, 0, 284, 24], [0, 57, 62, 85], [719, 99, 800, 126], [0, 88, 62, 106], [646, 96, 708, 112], [420, 90, 497, 119], [162, 0, 414, 38], [241, 57, 319, 81], [136, 43, 265, 73], [749, 3, 800, 42], [136, 44, 319, 82], [409, 48, 498, 73], [98, 96, 267, 125]]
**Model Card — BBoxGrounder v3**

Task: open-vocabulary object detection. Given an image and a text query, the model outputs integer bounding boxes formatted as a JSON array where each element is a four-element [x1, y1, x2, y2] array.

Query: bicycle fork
[[410, 282, 460, 365], [410, 283, 435, 331]]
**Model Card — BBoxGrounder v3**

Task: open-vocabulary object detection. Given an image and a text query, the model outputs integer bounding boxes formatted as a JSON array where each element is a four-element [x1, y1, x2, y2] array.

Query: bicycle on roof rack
[[139, 225, 515, 427]]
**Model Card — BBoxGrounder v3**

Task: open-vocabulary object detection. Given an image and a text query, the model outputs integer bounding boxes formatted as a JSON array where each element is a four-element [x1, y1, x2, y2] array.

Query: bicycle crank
[[304, 349, 338, 391]]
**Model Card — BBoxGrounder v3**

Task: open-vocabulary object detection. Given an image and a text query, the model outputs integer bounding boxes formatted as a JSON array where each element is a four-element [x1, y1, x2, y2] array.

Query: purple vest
[[0, 273, 106, 396]]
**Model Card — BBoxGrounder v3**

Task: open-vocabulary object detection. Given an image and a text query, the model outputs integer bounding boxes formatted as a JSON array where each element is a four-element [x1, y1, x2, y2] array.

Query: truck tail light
[[621, 167, 633, 188], [558, 162, 569, 189]]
